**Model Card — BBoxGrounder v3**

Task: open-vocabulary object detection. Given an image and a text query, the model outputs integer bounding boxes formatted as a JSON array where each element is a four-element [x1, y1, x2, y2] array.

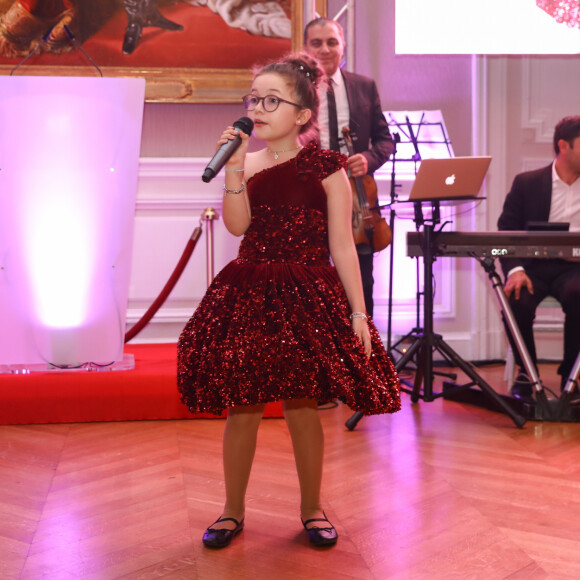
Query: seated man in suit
[[498, 115, 580, 399]]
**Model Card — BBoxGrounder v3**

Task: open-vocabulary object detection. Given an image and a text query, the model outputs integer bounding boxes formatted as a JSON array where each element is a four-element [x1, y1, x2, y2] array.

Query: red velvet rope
[[124, 226, 202, 343]]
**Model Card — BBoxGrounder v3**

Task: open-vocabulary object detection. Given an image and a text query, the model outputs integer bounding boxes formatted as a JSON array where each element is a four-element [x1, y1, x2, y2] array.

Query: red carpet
[[0, 343, 283, 425]]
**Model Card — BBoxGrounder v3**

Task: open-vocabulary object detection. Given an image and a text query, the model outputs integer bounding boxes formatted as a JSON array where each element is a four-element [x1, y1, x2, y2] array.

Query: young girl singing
[[178, 52, 400, 549]]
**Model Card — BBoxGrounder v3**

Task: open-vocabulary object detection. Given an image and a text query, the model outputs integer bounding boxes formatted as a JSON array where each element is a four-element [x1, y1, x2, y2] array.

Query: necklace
[[268, 145, 302, 160]]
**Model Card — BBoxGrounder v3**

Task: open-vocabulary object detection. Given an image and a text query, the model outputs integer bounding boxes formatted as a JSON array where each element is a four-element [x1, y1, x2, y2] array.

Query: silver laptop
[[408, 156, 492, 202]]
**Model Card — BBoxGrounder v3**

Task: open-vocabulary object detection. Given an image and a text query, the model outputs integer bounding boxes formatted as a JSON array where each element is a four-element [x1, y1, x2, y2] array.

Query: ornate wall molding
[[521, 56, 580, 144]]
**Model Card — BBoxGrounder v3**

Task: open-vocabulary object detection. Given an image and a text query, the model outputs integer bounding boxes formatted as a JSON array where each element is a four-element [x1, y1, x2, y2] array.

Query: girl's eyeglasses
[[242, 94, 302, 112]]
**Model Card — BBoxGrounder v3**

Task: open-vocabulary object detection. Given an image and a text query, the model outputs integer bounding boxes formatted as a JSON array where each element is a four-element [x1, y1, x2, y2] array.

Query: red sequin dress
[[177, 141, 401, 416]]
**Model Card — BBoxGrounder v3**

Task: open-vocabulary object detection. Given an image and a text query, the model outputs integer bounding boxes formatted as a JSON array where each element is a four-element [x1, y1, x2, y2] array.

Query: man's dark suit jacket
[[341, 70, 394, 175], [497, 164, 553, 276]]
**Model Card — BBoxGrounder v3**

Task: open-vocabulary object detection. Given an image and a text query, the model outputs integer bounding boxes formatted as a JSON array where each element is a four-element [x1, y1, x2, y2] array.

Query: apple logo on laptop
[[445, 173, 456, 185]]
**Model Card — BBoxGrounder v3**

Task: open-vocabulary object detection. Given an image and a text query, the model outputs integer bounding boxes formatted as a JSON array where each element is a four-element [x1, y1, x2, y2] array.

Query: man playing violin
[[304, 17, 394, 317]]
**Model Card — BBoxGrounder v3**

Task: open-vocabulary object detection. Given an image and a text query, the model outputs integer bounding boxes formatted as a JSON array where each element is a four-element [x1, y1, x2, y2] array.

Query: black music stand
[[346, 200, 526, 430], [346, 113, 462, 431], [381, 113, 459, 385], [385, 132, 401, 354], [383, 111, 454, 354]]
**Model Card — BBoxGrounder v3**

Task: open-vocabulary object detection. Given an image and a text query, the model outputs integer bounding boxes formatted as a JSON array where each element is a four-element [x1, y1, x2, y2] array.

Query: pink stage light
[[0, 77, 145, 368]]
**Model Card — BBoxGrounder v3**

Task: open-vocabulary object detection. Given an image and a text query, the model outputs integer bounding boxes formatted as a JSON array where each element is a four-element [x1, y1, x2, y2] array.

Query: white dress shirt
[[549, 160, 580, 232], [318, 70, 350, 154]]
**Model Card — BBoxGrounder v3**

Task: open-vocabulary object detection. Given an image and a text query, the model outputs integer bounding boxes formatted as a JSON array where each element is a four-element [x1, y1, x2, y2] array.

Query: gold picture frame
[[0, 0, 307, 103]]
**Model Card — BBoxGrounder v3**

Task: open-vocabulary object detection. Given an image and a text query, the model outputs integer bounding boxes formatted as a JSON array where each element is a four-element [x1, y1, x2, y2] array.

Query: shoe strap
[[211, 516, 243, 527], [302, 516, 333, 529], [303, 517, 326, 524]]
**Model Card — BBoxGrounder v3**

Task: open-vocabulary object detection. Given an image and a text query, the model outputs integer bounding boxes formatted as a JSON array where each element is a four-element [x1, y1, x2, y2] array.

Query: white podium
[[0, 76, 145, 370]]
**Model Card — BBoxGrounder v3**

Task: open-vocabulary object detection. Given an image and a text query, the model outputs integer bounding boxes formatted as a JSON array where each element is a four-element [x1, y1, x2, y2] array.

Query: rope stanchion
[[124, 226, 202, 343], [203, 207, 219, 285]]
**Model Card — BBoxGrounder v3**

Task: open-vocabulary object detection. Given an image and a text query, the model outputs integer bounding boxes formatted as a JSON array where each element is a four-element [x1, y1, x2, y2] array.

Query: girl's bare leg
[[282, 398, 325, 522], [217, 403, 265, 529]]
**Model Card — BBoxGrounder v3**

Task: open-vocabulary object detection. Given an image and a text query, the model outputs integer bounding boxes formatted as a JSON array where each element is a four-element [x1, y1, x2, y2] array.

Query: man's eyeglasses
[[242, 94, 303, 112]]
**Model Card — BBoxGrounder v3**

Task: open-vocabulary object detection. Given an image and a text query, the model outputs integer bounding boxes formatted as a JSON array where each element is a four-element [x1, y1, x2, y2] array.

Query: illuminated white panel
[[0, 77, 145, 367], [396, 0, 580, 54]]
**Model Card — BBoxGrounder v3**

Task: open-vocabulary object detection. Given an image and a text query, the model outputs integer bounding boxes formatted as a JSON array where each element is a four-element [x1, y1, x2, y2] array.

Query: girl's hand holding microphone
[[219, 125, 250, 169], [201, 116, 253, 183]]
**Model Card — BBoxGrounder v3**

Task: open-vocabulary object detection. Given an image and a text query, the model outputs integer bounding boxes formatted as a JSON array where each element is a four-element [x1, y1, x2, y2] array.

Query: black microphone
[[405, 115, 421, 162], [9, 26, 54, 76], [201, 117, 254, 183], [63, 25, 103, 77]]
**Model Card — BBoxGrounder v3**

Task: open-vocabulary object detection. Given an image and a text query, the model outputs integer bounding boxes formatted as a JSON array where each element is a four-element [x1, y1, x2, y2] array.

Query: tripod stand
[[476, 257, 551, 418], [387, 208, 458, 385], [346, 201, 526, 430], [384, 111, 457, 376]]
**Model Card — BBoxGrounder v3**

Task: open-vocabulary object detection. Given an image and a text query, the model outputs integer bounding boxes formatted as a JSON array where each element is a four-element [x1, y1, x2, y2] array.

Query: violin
[[341, 127, 392, 252]]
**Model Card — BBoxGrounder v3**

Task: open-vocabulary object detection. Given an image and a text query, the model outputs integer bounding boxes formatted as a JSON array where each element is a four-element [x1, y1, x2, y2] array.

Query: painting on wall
[[0, 0, 304, 102]]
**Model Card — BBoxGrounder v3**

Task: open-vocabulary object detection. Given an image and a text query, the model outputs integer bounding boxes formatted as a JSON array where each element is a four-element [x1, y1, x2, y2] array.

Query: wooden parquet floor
[[2, 363, 580, 579]]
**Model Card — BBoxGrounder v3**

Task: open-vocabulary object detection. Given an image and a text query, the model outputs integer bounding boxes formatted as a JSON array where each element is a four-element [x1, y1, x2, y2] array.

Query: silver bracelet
[[223, 182, 246, 195], [350, 312, 368, 321], [225, 167, 245, 173]]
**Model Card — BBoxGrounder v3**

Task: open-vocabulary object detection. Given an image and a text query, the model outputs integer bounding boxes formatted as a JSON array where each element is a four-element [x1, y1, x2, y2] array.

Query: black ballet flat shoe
[[202, 516, 244, 548], [301, 512, 338, 547]]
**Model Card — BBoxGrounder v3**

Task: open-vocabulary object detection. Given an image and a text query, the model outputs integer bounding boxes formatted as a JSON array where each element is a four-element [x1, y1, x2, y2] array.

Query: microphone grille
[[233, 117, 254, 135]]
